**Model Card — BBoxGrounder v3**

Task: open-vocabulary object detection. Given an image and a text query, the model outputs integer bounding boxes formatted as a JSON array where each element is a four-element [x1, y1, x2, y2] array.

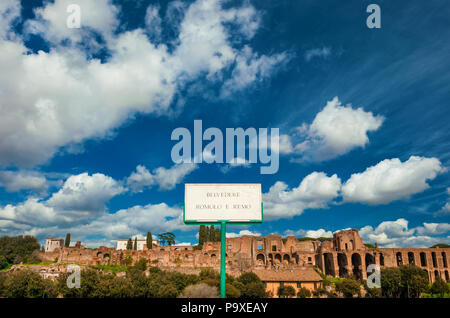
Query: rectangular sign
[[184, 183, 262, 223]]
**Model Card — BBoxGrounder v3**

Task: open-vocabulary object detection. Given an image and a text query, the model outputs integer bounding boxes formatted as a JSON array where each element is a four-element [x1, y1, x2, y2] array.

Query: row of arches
[[255, 253, 295, 266], [396, 251, 448, 268]]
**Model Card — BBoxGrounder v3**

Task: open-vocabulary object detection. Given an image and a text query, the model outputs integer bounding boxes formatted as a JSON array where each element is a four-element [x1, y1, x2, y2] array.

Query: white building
[[45, 238, 64, 252], [116, 239, 159, 251]]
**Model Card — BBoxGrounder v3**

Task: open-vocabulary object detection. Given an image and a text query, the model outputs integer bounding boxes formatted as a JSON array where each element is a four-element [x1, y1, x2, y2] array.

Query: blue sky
[[0, 0, 449, 248]]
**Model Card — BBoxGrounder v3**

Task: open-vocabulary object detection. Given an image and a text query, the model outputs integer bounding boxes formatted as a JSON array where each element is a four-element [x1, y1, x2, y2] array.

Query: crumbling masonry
[[40, 229, 450, 282]]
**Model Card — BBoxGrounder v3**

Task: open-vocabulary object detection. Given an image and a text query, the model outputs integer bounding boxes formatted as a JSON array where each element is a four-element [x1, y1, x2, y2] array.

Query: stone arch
[[408, 252, 415, 265], [432, 252, 437, 267], [274, 253, 282, 263], [442, 252, 447, 268], [420, 252, 427, 267], [96, 251, 103, 258], [256, 253, 265, 266], [337, 253, 348, 277], [103, 253, 110, 259], [283, 254, 290, 264], [396, 252, 403, 266], [323, 253, 335, 276], [445, 270, 449, 282], [434, 270, 439, 280], [351, 253, 362, 280], [211, 254, 216, 258], [379, 253, 385, 266], [365, 253, 375, 267]]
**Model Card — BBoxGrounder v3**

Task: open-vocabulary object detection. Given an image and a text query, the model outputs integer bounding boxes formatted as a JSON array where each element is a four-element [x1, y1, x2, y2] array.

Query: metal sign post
[[184, 183, 262, 299], [220, 221, 226, 298]]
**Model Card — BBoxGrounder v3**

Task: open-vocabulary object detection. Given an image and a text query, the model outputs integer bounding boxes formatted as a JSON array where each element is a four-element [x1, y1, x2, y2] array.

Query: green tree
[[335, 277, 361, 298], [399, 265, 428, 298], [381, 267, 402, 298], [158, 232, 176, 246], [236, 272, 267, 298], [133, 237, 138, 250], [0, 235, 40, 267], [297, 287, 311, 298], [3, 270, 56, 298], [126, 238, 133, 250], [64, 233, 71, 247], [215, 228, 221, 242], [430, 277, 450, 296], [199, 225, 206, 245], [278, 285, 296, 298], [206, 226, 210, 242], [209, 225, 215, 242], [146, 232, 153, 249]]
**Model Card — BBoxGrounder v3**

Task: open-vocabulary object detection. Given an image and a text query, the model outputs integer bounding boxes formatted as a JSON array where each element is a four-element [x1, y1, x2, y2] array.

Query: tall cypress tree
[[209, 225, 215, 242], [199, 225, 206, 245], [126, 238, 133, 250], [215, 228, 221, 242], [64, 233, 71, 247], [146, 232, 152, 249], [205, 226, 210, 243], [133, 237, 138, 250]]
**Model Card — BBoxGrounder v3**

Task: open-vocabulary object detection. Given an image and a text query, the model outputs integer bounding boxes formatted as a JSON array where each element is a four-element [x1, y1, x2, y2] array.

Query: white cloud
[[284, 228, 333, 238], [25, 0, 119, 45], [226, 230, 261, 238], [291, 97, 384, 161], [144, 4, 162, 41], [0, 170, 48, 192], [0, 0, 287, 168], [416, 223, 450, 235], [47, 173, 125, 212], [278, 134, 294, 155], [263, 172, 341, 220], [359, 218, 450, 248], [0, 0, 21, 40], [0, 172, 125, 228], [342, 156, 445, 204], [304, 47, 331, 61], [219, 157, 251, 173], [220, 46, 289, 97], [127, 163, 197, 192]]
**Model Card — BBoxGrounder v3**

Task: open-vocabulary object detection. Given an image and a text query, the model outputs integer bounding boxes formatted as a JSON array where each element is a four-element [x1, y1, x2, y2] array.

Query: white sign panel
[[184, 184, 262, 223]]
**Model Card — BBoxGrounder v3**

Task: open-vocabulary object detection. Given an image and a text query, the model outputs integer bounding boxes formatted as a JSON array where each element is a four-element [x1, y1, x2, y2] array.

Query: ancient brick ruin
[[40, 229, 450, 283]]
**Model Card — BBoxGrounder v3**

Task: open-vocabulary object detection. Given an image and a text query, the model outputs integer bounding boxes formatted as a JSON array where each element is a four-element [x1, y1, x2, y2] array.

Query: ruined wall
[[40, 230, 450, 283]]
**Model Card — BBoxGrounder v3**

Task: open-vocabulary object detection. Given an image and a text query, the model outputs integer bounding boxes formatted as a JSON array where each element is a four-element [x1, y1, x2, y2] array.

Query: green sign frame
[[183, 202, 263, 298]]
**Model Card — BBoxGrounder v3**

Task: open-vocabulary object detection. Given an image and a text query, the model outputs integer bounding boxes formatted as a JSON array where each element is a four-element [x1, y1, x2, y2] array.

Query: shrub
[[3, 270, 56, 298], [297, 287, 311, 298], [226, 283, 241, 298], [179, 283, 219, 298], [430, 277, 450, 297], [335, 278, 361, 298], [278, 285, 296, 298]]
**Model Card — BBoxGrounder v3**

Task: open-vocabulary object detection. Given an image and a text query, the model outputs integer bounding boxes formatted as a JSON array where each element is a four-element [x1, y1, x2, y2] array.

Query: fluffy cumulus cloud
[[282, 97, 384, 162], [284, 228, 333, 238], [226, 230, 262, 238], [0, 173, 125, 227], [342, 156, 445, 204], [0, 170, 48, 192], [127, 163, 197, 192], [0, 0, 288, 168], [25, 0, 119, 45], [263, 172, 341, 219], [0, 172, 185, 244], [359, 218, 450, 248]]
